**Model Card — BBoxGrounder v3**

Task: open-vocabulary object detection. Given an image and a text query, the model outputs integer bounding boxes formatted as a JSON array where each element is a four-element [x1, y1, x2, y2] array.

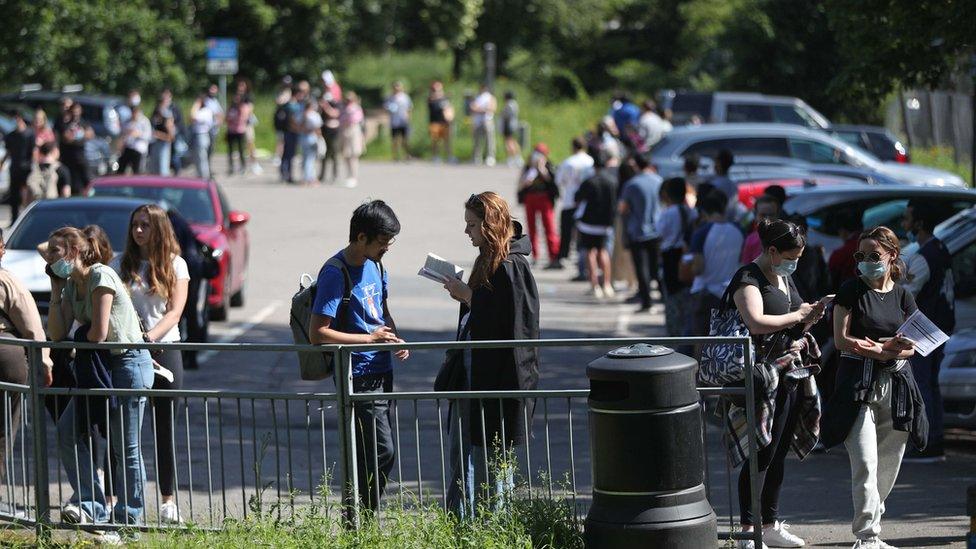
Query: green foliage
[[912, 146, 973, 187]]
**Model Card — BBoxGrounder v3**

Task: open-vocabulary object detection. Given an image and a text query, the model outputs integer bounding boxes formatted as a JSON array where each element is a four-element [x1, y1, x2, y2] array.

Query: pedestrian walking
[[384, 81, 412, 161], [1, 111, 34, 221], [441, 192, 540, 515], [56, 101, 93, 195], [116, 97, 151, 174], [300, 99, 323, 186], [308, 200, 409, 512], [575, 146, 619, 298], [656, 177, 697, 336], [319, 90, 342, 183], [901, 200, 955, 462], [114, 204, 190, 524], [618, 153, 663, 312], [189, 92, 215, 180], [427, 80, 454, 163], [45, 227, 154, 527], [149, 94, 176, 176], [554, 137, 594, 276], [517, 143, 560, 267], [725, 218, 826, 549], [821, 226, 926, 549], [339, 91, 365, 188], [225, 89, 253, 175], [470, 84, 497, 166], [685, 189, 744, 336], [501, 91, 522, 167]]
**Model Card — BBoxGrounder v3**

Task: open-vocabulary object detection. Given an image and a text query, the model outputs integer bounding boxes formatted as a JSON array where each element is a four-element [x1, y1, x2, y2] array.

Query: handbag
[[434, 321, 471, 392], [698, 272, 790, 386]]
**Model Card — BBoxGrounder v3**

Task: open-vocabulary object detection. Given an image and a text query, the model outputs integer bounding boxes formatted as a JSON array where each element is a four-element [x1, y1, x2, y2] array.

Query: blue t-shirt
[[311, 252, 391, 377], [620, 172, 662, 242], [689, 221, 744, 298]]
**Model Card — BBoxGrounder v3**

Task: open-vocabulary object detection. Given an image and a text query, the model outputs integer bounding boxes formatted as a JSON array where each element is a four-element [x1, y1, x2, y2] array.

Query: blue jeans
[[148, 141, 171, 176], [301, 134, 317, 182], [57, 350, 154, 524], [280, 132, 298, 182], [192, 133, 210, 180], [446, 399, 474, 517]]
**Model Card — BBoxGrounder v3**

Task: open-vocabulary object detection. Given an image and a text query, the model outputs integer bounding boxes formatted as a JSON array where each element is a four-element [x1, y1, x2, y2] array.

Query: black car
[[829, 125, 910, 163], [0, 89, 125, 176]]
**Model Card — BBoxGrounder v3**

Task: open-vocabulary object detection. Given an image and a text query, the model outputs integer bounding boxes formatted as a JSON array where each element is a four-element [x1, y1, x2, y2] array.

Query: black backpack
[[274, 104, 290, 132]]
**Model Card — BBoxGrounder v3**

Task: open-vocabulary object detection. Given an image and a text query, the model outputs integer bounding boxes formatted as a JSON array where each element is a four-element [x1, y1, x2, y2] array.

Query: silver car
[[667, 91, 831, 129], [649, 123, 966, 187]]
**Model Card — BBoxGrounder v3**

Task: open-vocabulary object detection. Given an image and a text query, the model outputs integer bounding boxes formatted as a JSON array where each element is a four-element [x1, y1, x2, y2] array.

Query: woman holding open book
[[821, 226, 927, 549], [440, 191, 540, 516]]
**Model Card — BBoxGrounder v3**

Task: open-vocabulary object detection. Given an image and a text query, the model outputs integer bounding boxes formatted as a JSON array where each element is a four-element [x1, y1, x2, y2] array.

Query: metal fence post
[[334, 347, 359, 528], [27, 344, 50, 537], [743, 338, 762, 547]]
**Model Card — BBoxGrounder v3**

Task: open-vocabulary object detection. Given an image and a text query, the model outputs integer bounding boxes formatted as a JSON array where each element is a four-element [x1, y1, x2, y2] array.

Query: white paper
[[896, 310, 949, 357], [417, 253, 464, 284]]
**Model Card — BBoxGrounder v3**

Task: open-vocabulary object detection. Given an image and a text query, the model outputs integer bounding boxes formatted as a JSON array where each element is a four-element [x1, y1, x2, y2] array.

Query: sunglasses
[[853, 251, 885, 262]]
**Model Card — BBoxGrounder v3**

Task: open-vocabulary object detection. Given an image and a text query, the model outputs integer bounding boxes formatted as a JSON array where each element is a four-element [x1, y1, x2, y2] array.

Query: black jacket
[[464, 223, 540, 446], [574, 168, 618, 228], [73, 325, 116, 433]]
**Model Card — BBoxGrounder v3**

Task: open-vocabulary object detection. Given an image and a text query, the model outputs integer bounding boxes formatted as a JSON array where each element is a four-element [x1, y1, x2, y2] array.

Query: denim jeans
[[192, 133, 210, 180], [280, 132, 298, 182], [301, 134, 317, 182], [148, 141, 171, 176], [353, 372, 395, 512], [446, 399, 474, 517], [57, 350, 153, 524]]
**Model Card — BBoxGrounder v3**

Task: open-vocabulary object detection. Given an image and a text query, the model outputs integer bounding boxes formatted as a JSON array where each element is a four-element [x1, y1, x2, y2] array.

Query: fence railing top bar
[[349, 389, 590, 401], [0, 335, 751, 353], [35, 386, 340, 400]]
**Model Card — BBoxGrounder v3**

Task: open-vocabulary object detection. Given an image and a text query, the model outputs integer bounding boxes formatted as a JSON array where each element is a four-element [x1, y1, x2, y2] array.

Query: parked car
[[649, 123, 966, 187], [734, 174, 860, 209], [782, 185, 976, 257], [666, 91, 831, 129], [829, 125, 910, 163], [0, 89, 124, 177], [91, 175, 251, 321], [2, 197, 151, 314]]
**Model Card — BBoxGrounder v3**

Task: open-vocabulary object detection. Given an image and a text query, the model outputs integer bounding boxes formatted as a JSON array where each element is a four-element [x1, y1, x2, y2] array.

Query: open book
[[418, 253, 464, 284]]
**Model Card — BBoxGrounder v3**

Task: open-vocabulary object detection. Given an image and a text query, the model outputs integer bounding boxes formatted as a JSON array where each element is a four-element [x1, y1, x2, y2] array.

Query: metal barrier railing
[[0, 335, 762, 546]]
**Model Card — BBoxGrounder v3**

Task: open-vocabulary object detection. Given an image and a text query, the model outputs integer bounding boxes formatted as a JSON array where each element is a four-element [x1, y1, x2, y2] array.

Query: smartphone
[[818, 294, 836, 306]]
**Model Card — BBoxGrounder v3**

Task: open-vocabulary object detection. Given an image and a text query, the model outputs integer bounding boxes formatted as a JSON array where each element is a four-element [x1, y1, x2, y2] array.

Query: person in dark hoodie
[[45, 227, 153, 528], [442, 191, 540, 514], [821, 226, 926, 549]]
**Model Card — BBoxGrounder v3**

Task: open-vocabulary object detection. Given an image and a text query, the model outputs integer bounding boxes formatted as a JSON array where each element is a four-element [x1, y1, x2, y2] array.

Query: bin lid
[[607, 344, 674, 359]]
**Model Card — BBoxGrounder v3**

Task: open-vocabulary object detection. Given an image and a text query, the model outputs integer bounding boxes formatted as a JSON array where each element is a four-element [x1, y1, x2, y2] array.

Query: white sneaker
[[602, 284, 616, 298], [853, 538, 895, 549], [763, 521, 804, 547], [62, 503, 91, 524], [737, 539, 769, 549], [159, 501, 184, 524], [250, 163, 263, 175], [341, 178, 358, 188], [485, 156, 496, 167], [590, 286, 606, 299], [97, 531, 124, 546]]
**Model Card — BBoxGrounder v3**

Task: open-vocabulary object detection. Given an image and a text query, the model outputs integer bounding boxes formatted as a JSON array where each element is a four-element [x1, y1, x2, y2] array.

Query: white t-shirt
[[555, 152, 595, 210], [112, 255, 191, 342], [690, 221, 744, 298], [124, 114, 152, 155], [304, 110, 323, 132], [191, 106, 214, 135], [471, 92, 495, 127]]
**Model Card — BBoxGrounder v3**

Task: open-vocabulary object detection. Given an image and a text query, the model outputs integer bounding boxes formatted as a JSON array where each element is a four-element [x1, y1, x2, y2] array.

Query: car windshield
[[93, 185, 216, 224], [6, 206, 133, 251]]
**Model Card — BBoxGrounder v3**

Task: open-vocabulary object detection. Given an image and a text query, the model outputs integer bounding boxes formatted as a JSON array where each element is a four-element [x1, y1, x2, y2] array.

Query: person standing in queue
[[821, 226, 926, 549], [114, 204, 189, 524], [308, 200, 409, 512], [442, 192, 540, 514], [727, 218, 826, 549]]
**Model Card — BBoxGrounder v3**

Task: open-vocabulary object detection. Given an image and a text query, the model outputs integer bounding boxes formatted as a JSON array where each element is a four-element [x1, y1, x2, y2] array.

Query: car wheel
[[209, 272, 231, 321]]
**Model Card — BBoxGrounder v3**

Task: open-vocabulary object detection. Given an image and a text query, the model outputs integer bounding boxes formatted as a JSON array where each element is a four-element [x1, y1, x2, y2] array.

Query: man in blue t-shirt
[[686, 189, 744, 337], [619, 153, 662, 312], [309, 200, 408, 511]]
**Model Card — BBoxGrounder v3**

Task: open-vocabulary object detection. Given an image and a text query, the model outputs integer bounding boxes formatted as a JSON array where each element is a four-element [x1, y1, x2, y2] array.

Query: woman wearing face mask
[[45, 227, 153, 526], [441, 192, 540, 515], [727, 218, 827, 549], [821, 226, 923, 549], [113, 204, 189, 524]]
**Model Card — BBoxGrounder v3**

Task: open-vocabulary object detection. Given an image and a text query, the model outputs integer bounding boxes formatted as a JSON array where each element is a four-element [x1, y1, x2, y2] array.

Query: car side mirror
[[228, 210, 250, 227]]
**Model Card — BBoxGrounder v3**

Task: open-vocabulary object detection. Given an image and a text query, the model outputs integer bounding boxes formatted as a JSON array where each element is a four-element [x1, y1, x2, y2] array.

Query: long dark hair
[[466, 192, 514, 290]]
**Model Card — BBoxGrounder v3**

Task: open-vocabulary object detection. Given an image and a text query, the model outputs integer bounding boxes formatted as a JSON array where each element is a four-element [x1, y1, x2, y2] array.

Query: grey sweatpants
[[843, 373, 908, 541]]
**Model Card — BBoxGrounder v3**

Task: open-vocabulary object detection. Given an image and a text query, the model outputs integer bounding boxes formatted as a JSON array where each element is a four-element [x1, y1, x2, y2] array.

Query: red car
[[736, 176, 853, 209], [91, 175, 250, 321]]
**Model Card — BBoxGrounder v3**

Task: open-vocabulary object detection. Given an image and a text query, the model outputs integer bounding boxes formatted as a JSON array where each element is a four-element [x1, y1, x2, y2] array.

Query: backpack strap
[[324, 257, 353, 331]]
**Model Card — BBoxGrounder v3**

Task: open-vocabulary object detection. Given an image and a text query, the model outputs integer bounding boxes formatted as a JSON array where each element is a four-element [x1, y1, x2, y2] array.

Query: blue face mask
[[772, 258, 798, 277], [52, 257, 74, 279], [857, 260, 887, 280]]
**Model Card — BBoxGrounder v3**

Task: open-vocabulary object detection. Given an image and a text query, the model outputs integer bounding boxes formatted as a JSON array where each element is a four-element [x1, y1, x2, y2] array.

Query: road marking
[[199, 301, 282, 364]]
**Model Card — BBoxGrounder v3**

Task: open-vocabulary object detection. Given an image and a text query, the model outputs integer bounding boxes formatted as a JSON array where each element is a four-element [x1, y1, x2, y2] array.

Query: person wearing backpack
[[656, 177, 697, 336], [308, 200, 409, 512], [724, 218, 826, 549]]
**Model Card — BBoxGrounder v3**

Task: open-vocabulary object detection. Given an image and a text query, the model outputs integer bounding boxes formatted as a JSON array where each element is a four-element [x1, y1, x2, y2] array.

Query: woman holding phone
[[822, 226, 924, 549], [727, 218, 826, 549]]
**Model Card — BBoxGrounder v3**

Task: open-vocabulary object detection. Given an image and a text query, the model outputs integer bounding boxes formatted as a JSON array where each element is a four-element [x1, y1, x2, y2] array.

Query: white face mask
[[130, 95, 141, 107]]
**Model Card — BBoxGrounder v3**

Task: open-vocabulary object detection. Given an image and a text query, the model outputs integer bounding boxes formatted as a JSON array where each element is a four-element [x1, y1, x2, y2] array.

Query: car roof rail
[[62, 84, 84, 94], [20, 83, 42, 93]]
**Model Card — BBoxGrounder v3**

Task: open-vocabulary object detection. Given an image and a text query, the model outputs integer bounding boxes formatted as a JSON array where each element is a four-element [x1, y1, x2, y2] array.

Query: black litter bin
[[585, 344, 716, 548]]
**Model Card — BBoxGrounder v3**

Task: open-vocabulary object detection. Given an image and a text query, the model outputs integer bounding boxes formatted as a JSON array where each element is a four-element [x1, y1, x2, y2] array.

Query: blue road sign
[[206, 38, 238, 61]]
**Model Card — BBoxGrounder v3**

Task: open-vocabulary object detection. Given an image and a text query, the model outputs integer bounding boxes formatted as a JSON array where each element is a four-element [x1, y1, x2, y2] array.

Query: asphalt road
[[5, 157, 972, 546]]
